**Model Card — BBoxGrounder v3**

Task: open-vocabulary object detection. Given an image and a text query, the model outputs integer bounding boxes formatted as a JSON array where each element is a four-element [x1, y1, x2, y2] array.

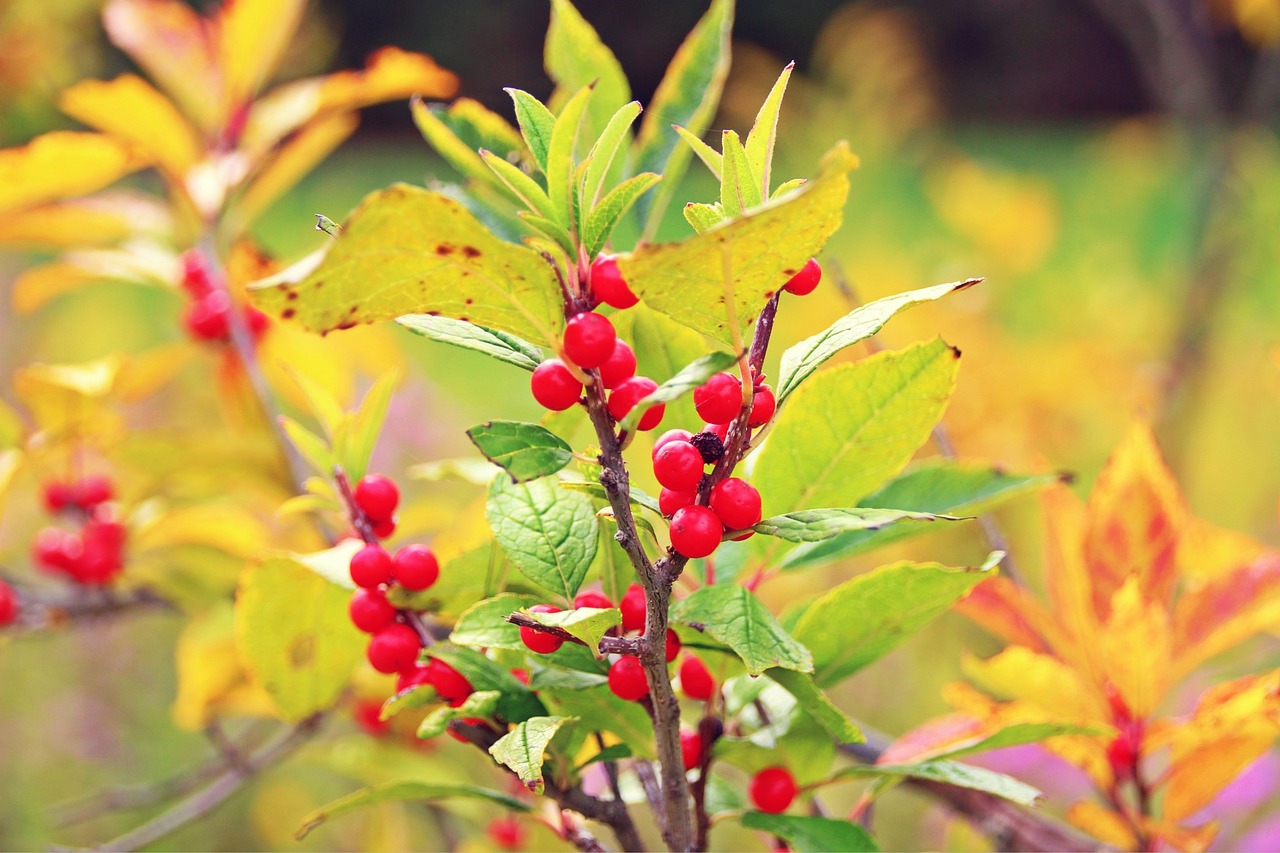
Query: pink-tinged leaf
[[879, 714, 988, 765], [1172, 552, 1280, 679], [1095, 577, 1172, 718], [961, 647, 1106, 723], [1067, 800, 1139, 849], [1040, 484, 1100, 670], [1082, 422, 1186, 615], [953, 575, 1056, 653]]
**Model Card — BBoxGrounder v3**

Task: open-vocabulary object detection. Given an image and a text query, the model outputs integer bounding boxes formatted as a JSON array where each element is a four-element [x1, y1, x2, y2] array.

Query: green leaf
[[582, 100, 642, 208], [683, 201, 724, 233], [743, 62, 794, 198], [740, 813, 879, 853], [558, 479, 661, 516], [793, 554, 1000, 687], [295, 780, 530, 840], [832, 760, 1042, 808], [467, 420, 574, 483], [516, 211, 576, 255], [753, 338, 960, 517], [546, 85, 594, 227], [396, 314, 543, 371], [235, 556, 364, 722], [480, 149, 555, 218], [416, 690, 502, 739], [619, 349, 739, 433], [250, 184, 565, 347], [279, 416, 334, 477], [429, 645, 547, 723], [486, 475, 599, 599], [614, 304, 708, 429], [545, 0, 630, 142], [633, 0, 733, 233], [777, 278, 981, 405], [771, 177, 807, 198], [782, 463, 1058, 570], [430, 97, 525, 162], [489, 715, 575, 795], [520, 605, 620, 649], [452, 592, 541, 650], [584, 172, 661, 257], [766, 668, 863, 743], [926, 722, 1109, 762], [291, 539, 362, 589], [339, 370, 399, 483], [671, 584, 812, 676], [719, 129, 762, 216], [547, 687, 655, 758], [410, 98, 521, 204], [755, 508, 960, 543], [506, 88, 556, 173], [577, 742, 632, 770], [619, 144, 856, 346], [675, 125, 723, 180]]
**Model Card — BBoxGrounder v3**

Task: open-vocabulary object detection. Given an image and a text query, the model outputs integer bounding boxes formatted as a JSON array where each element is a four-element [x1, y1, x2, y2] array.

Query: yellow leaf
[[1176, 513, 1266, 581], [173, 603, 277, 730], [11, 240, 179, 313], [1171, 552, 1280, 678], [59, 74, 203, 175], [103, 0, 223, 131], [1083, 422, 1186, 613], [217, 0, 306, 106], [0, 191, 172, 249], [234, 112, 359, 226], [1067, 801, 1138, 850], [1041, 484, 1102, 676], [962, 646, 1105, 722], [133, 503, 272, 558], [1096, 577, 1172, 718], [0, 131, 147, 216], [0, 449, 23, 505], [953, 575, 1058, 654]]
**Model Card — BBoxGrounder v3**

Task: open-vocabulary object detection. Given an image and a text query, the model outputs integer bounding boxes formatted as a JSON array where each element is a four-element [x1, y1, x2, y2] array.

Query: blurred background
[[2, 0, 1279, 850]]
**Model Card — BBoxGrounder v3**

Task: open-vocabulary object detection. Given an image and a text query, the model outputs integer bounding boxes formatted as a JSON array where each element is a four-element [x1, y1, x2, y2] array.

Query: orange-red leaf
[[1095, 577, 1172, 718], [1171, 552, 1280, 678], [954, 574, 1056, 653]]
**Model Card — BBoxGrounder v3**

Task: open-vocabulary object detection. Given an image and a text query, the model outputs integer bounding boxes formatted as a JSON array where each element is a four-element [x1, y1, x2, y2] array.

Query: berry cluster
[[343, 473, 473, 705], [32, 474, 128, 585], [180, 250, 270, 345], [652, 428, 764, 558]]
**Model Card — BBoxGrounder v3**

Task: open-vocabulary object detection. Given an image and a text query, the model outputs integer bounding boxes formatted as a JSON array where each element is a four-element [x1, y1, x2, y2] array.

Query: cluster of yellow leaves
[[887, 423, 1280, 851]]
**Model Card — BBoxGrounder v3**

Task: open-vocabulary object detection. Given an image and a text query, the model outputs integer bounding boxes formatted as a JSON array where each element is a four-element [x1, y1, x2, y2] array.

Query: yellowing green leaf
[[545, 0, 630, 141], [452, 593, 543, 650], [235, 556, 365, 722], [753, 338, 959, 516], [397, 314, 543, 371], [766, 668, 864, 743], [619, 349, 739, 433], [172, 603, 277, 730], [249, 184, 565, 346], [521, 606, 620, 649], [506, 88, 556, 173], [337, 369, 400, 483], [217, 0, 305, 105], [295, 780, 530, 840], [754, 508, 959, 543], [719, 129, 761, 216], [489, 715, 576, 794], [618, 143, 856, 345], [743, 62, 794, 197]]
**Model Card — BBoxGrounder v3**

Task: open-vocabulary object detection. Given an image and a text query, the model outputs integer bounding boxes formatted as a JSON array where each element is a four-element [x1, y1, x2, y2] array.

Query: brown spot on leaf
[[435, 244, 455, 255], [464, 298, 473, 305], [426, 310, 440, 316], [462, 246, 481, 259], [949, 345, 962, 359], [335, 320, 358, 331], [281, 308, 296, 319], [286, 291, 298, 301], [458, 316, 469, 322], [288, 634, 315, 668], [781, 269, 796, 276], [313, 280, 324, 289]]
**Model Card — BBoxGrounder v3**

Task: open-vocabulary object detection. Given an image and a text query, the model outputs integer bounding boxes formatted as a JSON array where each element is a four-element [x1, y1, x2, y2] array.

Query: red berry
[[653, 440, 705, 491], [427, 658, 473, 702], [42, 480, 75, 513], [653, 429, 693, 460], [520, 604, 565, 654], [75, 475, 115, 508], [750, 766, 798, 813], [352, 698, 389, 736], [783, 258, 822, 296], [76, 520, 126, 584], [709, 478, 763, 531], [680, 729, 702, 771], [679, 655, 716, 701], [350, 587, 398, 633], [354, 474, 399, 522], [694, 373, 742, 424], [658, 487, 698, 517], [665, 628, 681, 662], [669, 505, 723, 558], [181, 249, 215, 297], [531, 359, 583, 411], [488, 816, 527, 850], [367, 624, 422, 674], [608, 376, 663, 431], [620, 584, 646, 632], [573, 590, 613, 610], [244, 305, 270, 339], [184, 291, 232, 341], [591, 255, 638, 309], [33, 527, 79, 574], [350, 544, 393, 589], [598, 339, 637, 389], [563, 312, 617, 369], [395, 663, 434, 693], [371, 517, 397, 539], [393, 545, 439, 591], [607, 656, 649, 701], [0, 580, 19, 626], [749, 385, 776, 428]]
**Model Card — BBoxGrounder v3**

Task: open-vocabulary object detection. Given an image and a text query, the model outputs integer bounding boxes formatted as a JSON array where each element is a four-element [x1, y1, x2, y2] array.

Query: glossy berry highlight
[[598, 339, 637, 389], [782, 258, 822, 296], [392, 545, 439, 591], [530, 359, 582, 411], [749, 385, 776, 428], [653, 440, 704, 491], [694, 372, 742, 424], [679, 654, 715, 701], [426, 658, 473, 702], [658, 486, 697, 517], [366, 623, 422, 674], [563, 312, 617, 369], [590, 254, 638, 309], [750, 766, 798, 813], [709, 478, 763, 531], [607, 656, 649, 701], [354, 474, 399, 523], [349, 544, 393, 589], [669, 505, 723, 558], [519, 604, 565, 654], [608, 376, 663, 431], [349, 587, 397, 633]]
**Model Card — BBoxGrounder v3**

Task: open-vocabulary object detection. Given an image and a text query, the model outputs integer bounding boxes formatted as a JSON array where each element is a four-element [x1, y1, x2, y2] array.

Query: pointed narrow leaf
[[296, 780, 530, 840], [249, 184, 565, 346], [675, 125, 723, 179], [517, 212, 576, 256], [633, 0, 734, 232], [583, 101, 642, 207], [771, 177, 807, 198], [481, 149, 555, 217], [452, 593, 542, 650], [584, 172, 662, 257], [545, 0, 630, 140], [767, 668, 864, 743], [754, 339, 959, 515], [740, 813, 879, 853], [793, 555, 1001, 686], [547, 85, 594, 226], [490, 715, 576, 794], [684, 201, 724, 233], [755, 508, 960, 543], [340, 370, 399, 483], [558, 480, 661, 516], [619, 349, 739, 433], [396, 315, 543, 371], [411, 98, 521, 203], [671, 584, 813, 675], [279, 416, 335, 476], [719, 129, 762, 216], [467, 420, 574, 483], [744, 63, 794, 197], [506, 88, 556, 172], [430, 97, 524, 161], [487, 475, 598, 599], [778, 278, 981, 405], [619, 144, 856, 345], [833, 760, 1042, 807], [519, 606, 621, 649], [416, 691, 502, 738]]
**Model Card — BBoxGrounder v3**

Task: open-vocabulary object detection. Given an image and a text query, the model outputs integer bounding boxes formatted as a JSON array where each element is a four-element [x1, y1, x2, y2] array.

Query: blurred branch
[[0, 569, 175, 634]]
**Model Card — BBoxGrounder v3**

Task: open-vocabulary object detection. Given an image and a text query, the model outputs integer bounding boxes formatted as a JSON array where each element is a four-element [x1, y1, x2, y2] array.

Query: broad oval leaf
[[518, 605, 621, 650], [468, 420, 574, 483], [486, 475, 599, 599], [671, 583, 813, 675], [452, 592, 542, 650], [545, 0, 630, 142], [619, 349, 739, 433], [489, 715, 576, 795], [793, 554, 1001, 686], [753, 338, 960, 517], [249, 183, 565, 346], [766, 668, 864, 743], [754, 508, 960, 543], [619, 143, 856, 346], [295, 780, 530, 840], [396, 314, 543, 371], [832, 760, 1042, 808], [777, 278, 982, 405], [740, 813, 879, 853]]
